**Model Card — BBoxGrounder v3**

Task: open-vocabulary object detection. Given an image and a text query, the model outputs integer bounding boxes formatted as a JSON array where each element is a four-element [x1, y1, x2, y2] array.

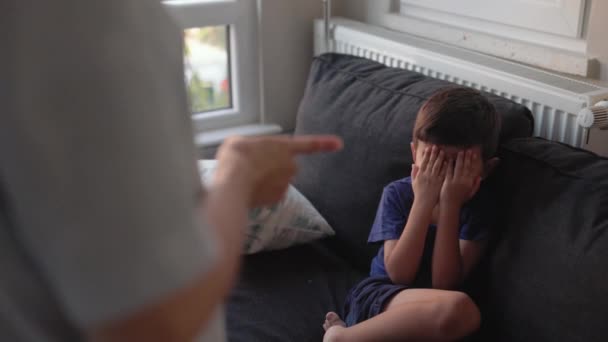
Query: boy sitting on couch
[[323, 87, 501, 341]]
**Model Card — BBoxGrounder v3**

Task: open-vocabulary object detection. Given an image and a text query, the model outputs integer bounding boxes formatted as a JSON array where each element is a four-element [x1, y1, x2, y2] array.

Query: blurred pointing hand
[[214, 135, 343, 208]]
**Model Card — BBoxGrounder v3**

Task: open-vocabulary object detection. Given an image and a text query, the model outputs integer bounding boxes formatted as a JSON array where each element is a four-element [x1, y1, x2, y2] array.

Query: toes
[[324, 311, 347, 331], [326, 312, 339, 321]]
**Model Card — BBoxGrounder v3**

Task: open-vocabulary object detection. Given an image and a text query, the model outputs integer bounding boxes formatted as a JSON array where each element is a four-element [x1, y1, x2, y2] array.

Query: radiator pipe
[[323, 0, 332, 53]]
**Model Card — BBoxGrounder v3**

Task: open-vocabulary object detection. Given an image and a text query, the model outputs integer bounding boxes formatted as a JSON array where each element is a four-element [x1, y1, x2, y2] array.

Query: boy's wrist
[[412, 197, 436, 213], [439, 198, 462, 212]]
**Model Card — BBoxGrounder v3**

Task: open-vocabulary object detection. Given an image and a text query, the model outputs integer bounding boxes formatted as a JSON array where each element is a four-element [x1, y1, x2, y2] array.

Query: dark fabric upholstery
[[227, 53, 537, 342], [226, 242, 364, 342], [292, 53, 533, 270], [475, 138, 608, 342]]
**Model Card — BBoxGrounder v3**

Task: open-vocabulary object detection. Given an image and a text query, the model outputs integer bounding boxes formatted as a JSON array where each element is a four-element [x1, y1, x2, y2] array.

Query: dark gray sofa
[[226, 54, 608, 342]]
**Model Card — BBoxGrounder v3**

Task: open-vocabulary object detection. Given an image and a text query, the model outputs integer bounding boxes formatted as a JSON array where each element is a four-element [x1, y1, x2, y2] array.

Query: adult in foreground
[[1, 1, 342, 341]]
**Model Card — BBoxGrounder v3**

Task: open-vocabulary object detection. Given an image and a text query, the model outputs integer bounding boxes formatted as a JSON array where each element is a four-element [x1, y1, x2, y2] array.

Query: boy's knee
[[435, 292, 480, 340]]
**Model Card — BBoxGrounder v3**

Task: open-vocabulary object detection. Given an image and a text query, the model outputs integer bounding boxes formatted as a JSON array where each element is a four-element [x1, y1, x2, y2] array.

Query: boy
[[323, 87, 501, 341]]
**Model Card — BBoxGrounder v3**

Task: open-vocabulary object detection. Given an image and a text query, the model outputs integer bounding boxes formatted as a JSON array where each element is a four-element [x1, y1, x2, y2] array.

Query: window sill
[[194, 123, 283, 148], [378, 12, 591, 77]]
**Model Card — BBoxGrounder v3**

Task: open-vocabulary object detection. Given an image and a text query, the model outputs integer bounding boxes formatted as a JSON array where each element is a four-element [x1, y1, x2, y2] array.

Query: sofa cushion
[[199, 160, 335, 254], [479, 138, 608, 341], [226, 242, 364, 342], [293, 53, 534, 270]]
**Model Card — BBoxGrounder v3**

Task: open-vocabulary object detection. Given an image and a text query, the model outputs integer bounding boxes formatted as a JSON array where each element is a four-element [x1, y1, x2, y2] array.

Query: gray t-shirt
[[1, 1, 221, 340]]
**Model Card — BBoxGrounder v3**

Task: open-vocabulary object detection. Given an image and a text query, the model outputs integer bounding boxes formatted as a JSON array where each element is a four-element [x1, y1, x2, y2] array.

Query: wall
[[586, 0, 608, 82], [587, 130, 608, 157], [334, 0, 608, 84], [333, 0, 391, 25], [259, 0, 334, 131]]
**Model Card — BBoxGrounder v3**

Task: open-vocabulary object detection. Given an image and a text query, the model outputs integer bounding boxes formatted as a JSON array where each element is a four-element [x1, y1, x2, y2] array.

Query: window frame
[[371, 0, 591, 75], [399, 0, 587, 42], [164, 0, 260, 132]]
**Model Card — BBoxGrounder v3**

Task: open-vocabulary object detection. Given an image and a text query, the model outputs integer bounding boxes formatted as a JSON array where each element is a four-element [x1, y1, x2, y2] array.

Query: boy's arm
[[385, 146, 446, 285], [432, 150, 485, 289], [384, 199, 434, 285], [432, 205, 488, 290], [432, 203, 464, 289]]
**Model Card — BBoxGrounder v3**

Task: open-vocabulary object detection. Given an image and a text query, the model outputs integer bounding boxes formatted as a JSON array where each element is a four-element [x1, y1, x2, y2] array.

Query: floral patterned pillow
[[198, 160, 335, 254]]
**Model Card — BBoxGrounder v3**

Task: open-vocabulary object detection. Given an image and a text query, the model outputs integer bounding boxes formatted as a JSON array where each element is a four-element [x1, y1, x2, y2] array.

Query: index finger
[[464, 150, 472, 176], [454, 151, 464, 177], [468, 150, 480, 176], [419, 146, 431, 172], [287, 135, 344, 154]]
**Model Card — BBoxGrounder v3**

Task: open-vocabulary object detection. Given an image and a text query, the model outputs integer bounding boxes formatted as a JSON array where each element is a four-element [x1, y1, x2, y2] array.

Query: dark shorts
[[343, 276, 408, 327]]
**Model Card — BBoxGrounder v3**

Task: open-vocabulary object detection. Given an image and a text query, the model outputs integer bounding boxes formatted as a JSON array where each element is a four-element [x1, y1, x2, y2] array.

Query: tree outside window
[[184, 26, 231, 113]]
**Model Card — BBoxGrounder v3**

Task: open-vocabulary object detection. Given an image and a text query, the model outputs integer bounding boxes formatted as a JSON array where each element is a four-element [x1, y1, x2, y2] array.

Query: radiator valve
[[578, 101, 608, 130]]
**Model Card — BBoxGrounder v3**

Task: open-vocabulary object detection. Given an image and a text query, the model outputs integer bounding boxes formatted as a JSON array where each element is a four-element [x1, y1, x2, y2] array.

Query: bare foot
[[323, 312, 346, 342]]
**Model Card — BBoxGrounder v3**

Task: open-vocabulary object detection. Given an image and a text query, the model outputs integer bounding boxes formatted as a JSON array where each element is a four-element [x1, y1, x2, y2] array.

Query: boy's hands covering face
[[411, 145, 448, 207], [440, 150, 481, 207]]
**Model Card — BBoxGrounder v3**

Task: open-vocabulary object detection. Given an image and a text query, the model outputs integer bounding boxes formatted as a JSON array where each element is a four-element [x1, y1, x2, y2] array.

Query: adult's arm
[[90, 134, 344, 341], [3, 3, 342, 340]]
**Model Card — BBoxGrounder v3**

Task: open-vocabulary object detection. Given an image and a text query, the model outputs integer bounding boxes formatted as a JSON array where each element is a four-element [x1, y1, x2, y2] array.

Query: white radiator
[[314, 18, 608, 148]]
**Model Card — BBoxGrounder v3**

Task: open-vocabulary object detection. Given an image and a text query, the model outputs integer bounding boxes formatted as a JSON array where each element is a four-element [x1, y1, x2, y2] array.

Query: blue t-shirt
[[368, 177, 495, 285]]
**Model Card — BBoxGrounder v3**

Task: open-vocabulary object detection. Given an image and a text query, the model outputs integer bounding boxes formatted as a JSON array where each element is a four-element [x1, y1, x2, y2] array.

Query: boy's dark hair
[[414, 87, 501, 159]]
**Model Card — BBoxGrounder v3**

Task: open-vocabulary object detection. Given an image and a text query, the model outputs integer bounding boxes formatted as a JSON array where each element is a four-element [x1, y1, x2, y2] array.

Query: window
[[184, 26, 232, 113], [165, 0, 260, 132], [392, 0, 590, 75], [399, 0, 587, 39]]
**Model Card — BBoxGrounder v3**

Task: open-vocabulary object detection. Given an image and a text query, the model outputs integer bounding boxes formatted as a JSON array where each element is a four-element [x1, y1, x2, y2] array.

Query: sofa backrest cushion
[[479, 137, 608, 341], [293, 53, 534, 270]]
